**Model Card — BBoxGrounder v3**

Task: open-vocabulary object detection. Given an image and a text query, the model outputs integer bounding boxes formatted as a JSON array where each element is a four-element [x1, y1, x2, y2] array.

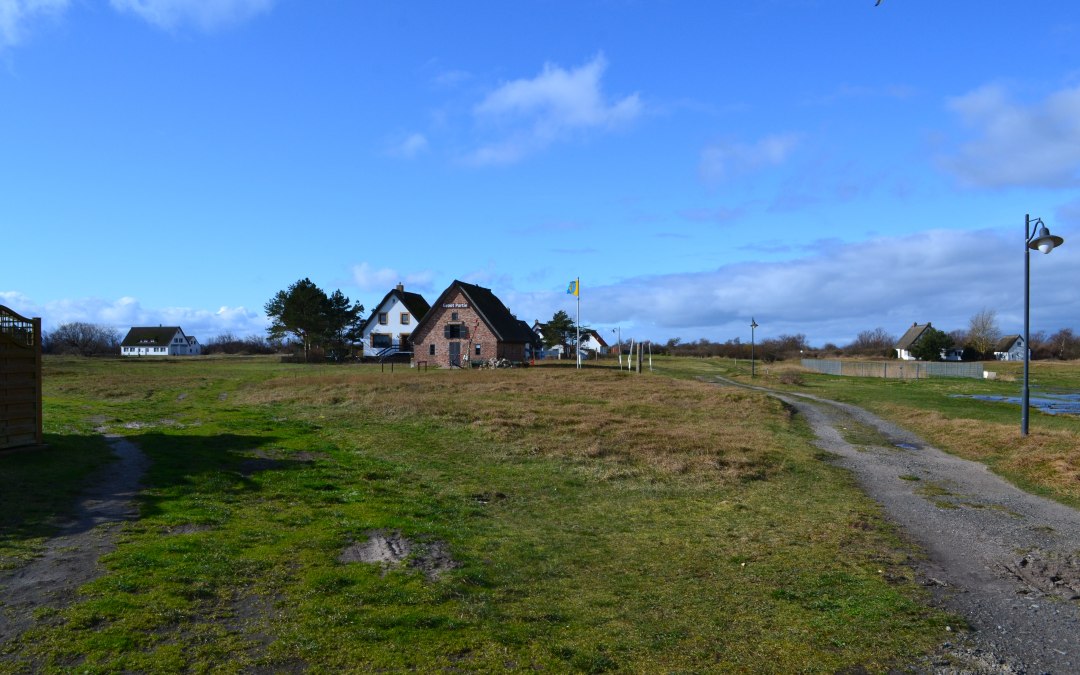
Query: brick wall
[[412, 290, 520, 366]]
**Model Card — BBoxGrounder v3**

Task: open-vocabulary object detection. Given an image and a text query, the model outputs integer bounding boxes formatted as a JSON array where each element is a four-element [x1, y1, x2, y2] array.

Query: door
[[448, 341, 461, 367]]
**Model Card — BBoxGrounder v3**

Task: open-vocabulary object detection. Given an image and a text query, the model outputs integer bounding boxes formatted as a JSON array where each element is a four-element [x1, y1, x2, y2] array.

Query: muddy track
[[716, 377, 1080, 674], [0, 435, 149, 650]]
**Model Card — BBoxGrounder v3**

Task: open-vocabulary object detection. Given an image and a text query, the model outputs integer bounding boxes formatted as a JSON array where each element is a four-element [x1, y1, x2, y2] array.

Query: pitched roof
[[121, 326, 184, 348], [895, 323, 931, 350], [582, 329, 609, 348], [995, 335, 1022, 352], [518, 320, 543, 346], [417, 280, 534, 343], [360, 287, 431, 333]]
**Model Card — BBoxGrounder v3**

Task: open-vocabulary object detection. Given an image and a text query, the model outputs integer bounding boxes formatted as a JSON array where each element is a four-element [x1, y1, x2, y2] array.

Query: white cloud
[[0, 0, 68, 48], [467, 53, 641, 165], [941, 83, 1080, 188], [387, 132, 428, 159], [699, 133, 801, 185], [503, 228, 1078, 347], [3, 294, 268, 339], [350, 263, 435, 293], [109, 0, 273, 31]]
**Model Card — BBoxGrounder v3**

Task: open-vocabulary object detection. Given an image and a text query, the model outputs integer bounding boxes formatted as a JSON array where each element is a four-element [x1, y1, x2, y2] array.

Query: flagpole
[[575, 277, 581, 370]]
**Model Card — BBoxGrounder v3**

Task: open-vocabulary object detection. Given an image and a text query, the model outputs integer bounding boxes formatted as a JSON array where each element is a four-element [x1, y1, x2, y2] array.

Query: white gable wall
[[361, 296, 417, 355]]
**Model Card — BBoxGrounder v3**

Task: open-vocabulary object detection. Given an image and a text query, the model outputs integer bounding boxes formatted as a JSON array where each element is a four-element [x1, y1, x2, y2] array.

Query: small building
[[578, 329, 609, 358], [359, 283, 430, 358], [894, 322, 931, 361], [1, 305, 43, 450], [411, 280, 535, 367], [120, 326, 201, 356], [994, 335, 1027, 361]]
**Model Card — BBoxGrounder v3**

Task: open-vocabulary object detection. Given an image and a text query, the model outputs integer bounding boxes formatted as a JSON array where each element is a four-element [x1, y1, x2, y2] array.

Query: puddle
[[951, 390, 1080, 416], [894, 443, 919, 451]]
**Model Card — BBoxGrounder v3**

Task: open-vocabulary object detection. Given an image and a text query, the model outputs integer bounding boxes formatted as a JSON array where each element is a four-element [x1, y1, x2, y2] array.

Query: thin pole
[[575, 277, 581, 370], [1022, 214, 1031, 436], [750, 317, 758, 378]]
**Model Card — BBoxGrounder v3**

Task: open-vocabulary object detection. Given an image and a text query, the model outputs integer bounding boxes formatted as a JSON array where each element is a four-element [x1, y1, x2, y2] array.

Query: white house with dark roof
[[359, 284, 431, 358], [578, 329, 609, 357], [894, 322, 931, 361], [994, 335, 1027, 361], [120, 326, 201, 356]]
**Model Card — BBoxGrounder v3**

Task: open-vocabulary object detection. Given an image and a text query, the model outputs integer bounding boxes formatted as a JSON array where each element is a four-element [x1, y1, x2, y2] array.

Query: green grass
[[0, 356, 957, 672]]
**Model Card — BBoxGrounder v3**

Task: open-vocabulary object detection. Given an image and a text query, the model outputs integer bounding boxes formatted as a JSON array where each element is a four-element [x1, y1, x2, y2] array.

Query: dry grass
[[239, 368, 793, 484], [879, 403, 1080, 504]]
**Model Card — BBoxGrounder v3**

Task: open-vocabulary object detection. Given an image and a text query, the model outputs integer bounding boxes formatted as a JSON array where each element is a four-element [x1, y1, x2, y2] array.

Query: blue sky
[[3, 0, 1078, 347]]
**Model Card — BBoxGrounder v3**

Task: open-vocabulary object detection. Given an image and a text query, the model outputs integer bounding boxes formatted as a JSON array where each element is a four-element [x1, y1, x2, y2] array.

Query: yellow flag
[[567, 279, 579, 296]]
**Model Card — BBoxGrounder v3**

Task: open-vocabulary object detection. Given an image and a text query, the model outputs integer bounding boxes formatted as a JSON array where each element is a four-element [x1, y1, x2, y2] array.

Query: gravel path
[[0, 435, 149, 649], [717, 377, 1080, 674]]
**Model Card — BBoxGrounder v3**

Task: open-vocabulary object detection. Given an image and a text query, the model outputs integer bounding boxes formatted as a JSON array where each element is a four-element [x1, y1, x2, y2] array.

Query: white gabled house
[[894, 322, 931, 361], [994, 335, 1027, 361], [120, 326, 201, 356], [578, 329, 609, 357], [359, 284, 430, 358]]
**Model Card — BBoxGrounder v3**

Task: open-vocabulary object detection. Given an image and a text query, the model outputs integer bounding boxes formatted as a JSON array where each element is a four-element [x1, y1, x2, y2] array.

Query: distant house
[[359, 283, 430, 358], [578, 329, 609, 357], [411, 280, 535, 367], [121, 327, 201, 356], [531, 320, 564, 359], [894, 322, 932, 361], [942, 347, 965, 362], [994, 335, 1027, 361]]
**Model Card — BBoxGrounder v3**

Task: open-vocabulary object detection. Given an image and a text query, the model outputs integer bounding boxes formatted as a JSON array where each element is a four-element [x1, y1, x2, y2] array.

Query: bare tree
[[966, 308, 1001, 358], [845, 327, 895, 357], [45, 322, 120, 356], [1047, 328, 1080, 360]]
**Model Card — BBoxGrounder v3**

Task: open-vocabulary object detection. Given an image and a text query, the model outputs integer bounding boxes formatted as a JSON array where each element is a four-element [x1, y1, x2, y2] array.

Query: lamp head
[[1029, 225, 1064, 254]]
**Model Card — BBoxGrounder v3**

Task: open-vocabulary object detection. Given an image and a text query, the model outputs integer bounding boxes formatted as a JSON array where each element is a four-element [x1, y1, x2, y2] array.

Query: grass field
[[1, 356, 965, 672], [666, 356, 1080, 508]]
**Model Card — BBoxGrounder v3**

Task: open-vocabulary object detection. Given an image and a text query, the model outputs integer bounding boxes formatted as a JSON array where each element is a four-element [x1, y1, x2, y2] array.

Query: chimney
[[396, 283, 404, 292]]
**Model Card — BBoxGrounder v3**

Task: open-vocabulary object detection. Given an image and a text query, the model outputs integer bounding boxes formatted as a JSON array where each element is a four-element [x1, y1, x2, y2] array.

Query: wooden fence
[[1, 305, 43, 450], [800, 358, 984, 380]]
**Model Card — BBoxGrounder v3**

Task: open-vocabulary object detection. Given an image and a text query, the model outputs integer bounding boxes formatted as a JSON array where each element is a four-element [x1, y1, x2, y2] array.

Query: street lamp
[[750, 317, 759, 377], [1022, 214, 1064, 436]]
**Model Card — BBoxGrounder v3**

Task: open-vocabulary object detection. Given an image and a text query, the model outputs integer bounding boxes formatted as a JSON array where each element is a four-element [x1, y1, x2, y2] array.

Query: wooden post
[[34, 317, 42, 446]]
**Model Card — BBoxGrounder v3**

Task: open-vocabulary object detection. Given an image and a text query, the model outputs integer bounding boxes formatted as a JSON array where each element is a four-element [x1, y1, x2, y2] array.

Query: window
[[451, 312, 459, 321], [371, 333, 391, 349], [378, 313, 388, 325], [400, 313, 410, 325], [444, 324, 468, 339], [429, 344, 436, 356], [475, 343, 482, 356]]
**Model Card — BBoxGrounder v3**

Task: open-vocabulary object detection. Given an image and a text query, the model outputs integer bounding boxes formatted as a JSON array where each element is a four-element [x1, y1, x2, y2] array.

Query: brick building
[[411, 280, 536, 367]]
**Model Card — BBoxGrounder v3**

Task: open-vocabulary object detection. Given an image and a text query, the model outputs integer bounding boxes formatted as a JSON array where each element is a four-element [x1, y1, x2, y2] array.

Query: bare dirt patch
[[338, 530, 460, 580], [1005, 549, 1080, 601], [0, 435, 149, 650]]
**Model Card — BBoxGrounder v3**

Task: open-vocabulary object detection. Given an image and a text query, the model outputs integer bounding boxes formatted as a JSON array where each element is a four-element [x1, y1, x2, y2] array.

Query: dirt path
[[717, 377, 1080, 673], [0, 435, 149, 648]]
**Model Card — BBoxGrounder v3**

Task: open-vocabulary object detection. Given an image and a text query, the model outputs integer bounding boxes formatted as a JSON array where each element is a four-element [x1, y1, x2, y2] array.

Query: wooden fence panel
[[0, 305, 43, 450]]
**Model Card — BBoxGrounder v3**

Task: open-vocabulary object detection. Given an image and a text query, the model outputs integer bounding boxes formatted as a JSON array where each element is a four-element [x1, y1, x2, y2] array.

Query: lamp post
[[750, 317, 759, 377], [1022, 214, 1064, 436]]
